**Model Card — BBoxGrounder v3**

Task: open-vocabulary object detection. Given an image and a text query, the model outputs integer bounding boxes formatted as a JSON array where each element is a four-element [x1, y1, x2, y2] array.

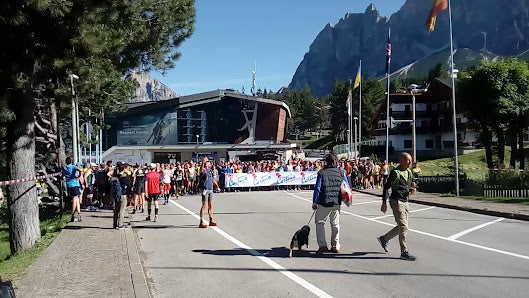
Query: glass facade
[[107, 99, 247, 148]]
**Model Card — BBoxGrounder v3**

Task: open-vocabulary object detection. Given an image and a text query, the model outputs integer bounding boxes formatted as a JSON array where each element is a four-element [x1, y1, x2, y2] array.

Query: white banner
[[224, 171, 318, 188]]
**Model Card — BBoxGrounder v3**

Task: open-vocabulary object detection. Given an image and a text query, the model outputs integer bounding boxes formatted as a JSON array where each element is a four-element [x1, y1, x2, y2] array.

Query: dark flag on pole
[[386, 28, 391, 75]]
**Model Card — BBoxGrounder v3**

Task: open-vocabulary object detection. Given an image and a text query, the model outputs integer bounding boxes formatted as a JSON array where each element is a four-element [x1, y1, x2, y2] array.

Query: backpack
[[110, 177, 123, 202], [95, 170, 107, 186]]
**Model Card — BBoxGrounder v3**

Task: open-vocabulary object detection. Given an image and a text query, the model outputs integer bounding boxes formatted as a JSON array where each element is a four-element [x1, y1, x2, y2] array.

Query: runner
[[62, 157, 83, 222], [132, 165, 146, 214], [198, 160, 217, 228], [162, 164, 172, 205], [145, 163, 161, 222]]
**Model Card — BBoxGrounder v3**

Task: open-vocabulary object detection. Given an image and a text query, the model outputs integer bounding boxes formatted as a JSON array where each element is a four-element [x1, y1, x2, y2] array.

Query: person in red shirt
[[144, 163, 161, 222]]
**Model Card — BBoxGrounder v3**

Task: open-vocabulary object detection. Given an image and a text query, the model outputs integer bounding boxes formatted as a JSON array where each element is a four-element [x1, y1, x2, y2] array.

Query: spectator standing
[[113, 163, 131, 229]]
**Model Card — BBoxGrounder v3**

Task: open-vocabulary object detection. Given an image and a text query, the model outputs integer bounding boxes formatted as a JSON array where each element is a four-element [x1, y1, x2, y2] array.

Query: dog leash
[[307, 210, 316, 225]]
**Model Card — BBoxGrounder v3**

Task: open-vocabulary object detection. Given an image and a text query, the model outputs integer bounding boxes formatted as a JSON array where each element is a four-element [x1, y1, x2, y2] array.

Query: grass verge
[[0, 207, 70, 281], [440, 193, 529, 205]]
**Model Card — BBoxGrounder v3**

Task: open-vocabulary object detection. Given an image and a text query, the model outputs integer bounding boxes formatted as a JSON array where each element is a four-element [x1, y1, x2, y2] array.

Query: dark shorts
[[134, 183, 145, 194], [201, 189, 213, 201], [176, 180, 184, 187], [67, 186, 81, 197], [84, 185, 93, 195], [146, 193, 160, 202]]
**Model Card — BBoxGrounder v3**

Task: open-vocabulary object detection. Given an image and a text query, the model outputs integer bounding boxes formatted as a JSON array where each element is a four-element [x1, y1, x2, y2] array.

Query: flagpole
[[358, 60, 362, 159], [385, 27, 391, 163], [347, 79, 353, 159], [448, 0, 460, 196]]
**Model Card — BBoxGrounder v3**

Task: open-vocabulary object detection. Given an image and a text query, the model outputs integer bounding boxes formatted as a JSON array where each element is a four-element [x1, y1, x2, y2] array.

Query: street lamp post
[[196, 134, 200, 145], [70, 74, 79, 164], [410, 87, 417, 164]]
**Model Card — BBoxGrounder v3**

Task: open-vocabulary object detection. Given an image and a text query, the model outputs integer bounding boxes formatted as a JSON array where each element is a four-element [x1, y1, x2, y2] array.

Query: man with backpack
[[112, 163, 132, 229]]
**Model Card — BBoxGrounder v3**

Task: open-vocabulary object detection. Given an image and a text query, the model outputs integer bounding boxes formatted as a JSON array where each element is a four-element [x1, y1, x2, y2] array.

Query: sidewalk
[[356, 188, 529, 221], [15, 209, 150, 298]]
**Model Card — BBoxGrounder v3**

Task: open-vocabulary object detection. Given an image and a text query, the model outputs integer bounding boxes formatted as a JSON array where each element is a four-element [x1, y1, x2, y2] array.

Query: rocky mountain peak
[[365, 3, 377, 13], [129, 72, 178, 103], [289, 0, 529, 97]]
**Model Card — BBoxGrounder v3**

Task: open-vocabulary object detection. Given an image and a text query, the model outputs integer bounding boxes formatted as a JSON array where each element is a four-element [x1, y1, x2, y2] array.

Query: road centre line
[[448, 218, 505, 240], [371, 206, 436, 220], [283, 191, 529, 261], [168, 200, 334, 298]]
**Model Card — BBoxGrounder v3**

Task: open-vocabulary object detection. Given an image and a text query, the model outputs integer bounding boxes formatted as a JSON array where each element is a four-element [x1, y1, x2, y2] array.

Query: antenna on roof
[[251, 61, 256, 96]]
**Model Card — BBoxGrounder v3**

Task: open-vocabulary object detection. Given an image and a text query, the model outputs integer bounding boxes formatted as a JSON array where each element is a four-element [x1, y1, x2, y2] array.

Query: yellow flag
[[353, 65, 361, 89]]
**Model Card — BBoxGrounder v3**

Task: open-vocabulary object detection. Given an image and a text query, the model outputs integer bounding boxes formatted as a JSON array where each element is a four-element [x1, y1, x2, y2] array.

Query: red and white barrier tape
[[0, 172, 61, 186]]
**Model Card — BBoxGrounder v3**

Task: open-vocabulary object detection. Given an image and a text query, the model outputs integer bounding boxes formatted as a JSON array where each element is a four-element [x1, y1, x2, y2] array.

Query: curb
[[354, 189, 529, 222], [125, 215, 151, 298]]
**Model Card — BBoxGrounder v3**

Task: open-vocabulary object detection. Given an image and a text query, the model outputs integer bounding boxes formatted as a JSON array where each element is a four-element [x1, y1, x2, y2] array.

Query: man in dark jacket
[[312, 153, 349, 255], [377, 152, 417, 260]]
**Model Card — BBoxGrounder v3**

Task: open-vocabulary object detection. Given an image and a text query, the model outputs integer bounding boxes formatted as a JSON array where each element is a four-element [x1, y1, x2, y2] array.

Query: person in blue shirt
[[312, 153, 349, 255], [198, 161, 217, 228], [62, 157, 82, 222]]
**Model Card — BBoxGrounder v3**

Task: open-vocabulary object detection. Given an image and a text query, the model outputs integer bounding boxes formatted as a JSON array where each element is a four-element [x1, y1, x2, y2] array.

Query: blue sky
[[151, 0, 406, 96]]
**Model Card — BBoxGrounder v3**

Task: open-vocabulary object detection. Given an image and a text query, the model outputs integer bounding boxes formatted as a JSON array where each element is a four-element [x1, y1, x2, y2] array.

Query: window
[[425, 139, 434, 149], [443, 140, 454, 148], [422, 120, 429, 128], [404, 140, 412, 148]]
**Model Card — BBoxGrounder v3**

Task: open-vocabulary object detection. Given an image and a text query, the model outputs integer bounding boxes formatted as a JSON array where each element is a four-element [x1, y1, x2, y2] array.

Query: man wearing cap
[[144, 163, 161, 222]]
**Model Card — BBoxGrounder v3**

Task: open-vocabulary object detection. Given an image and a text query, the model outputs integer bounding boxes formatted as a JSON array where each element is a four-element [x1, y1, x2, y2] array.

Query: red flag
[[426, 0, 448, 33]]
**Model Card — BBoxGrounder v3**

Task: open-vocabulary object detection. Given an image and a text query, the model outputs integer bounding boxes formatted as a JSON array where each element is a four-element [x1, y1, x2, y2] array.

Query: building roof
[[117, 89, 291, 118]]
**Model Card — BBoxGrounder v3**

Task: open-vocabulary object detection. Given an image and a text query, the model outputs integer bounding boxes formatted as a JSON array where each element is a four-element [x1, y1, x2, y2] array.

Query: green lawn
[[419, 149, 527, 182], [0, 207, 70, 281]]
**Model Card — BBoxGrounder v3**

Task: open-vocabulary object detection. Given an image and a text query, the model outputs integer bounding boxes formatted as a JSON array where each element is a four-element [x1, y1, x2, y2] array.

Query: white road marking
[[169, 200, 334, 298], [448, 218, 505, 240], [371, 206, 436, 220], [283, 191, 529, 261], [352, 201, 382, 206]]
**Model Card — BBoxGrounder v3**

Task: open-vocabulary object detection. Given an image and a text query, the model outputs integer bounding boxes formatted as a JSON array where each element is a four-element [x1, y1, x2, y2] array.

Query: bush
[[487, 170, 529, 188]]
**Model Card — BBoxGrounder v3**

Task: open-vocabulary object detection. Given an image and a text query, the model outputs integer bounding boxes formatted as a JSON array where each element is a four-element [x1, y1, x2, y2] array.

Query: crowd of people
[[60, 156, 422, 231]]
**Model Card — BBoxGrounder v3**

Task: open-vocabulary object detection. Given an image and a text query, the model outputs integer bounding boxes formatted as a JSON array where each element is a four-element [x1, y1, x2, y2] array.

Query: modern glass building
[[103, 90, 296, 164]]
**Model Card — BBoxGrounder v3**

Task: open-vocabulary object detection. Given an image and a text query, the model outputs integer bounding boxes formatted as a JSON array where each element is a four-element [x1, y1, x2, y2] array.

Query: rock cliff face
[[129, 72, 178, 102], [289, 0, 529, 96]]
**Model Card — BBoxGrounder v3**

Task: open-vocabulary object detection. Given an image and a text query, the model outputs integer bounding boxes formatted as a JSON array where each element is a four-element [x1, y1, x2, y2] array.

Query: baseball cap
[[150, 163, 157, 169]]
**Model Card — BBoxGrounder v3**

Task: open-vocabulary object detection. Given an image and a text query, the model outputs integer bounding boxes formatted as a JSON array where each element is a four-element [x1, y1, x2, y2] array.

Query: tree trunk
[[520, 117, 526, 170], [482, 124, 494, 169], [507, 124, 518, 169], [7, 85, 41, 254], [497, 128, 505, 168]]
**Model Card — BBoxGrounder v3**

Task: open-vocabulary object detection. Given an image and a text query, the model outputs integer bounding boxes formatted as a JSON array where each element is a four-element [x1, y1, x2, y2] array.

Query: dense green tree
[[459, 58, 529, 169], [428, 63, 447, 83], [0, 0, 195, 253]]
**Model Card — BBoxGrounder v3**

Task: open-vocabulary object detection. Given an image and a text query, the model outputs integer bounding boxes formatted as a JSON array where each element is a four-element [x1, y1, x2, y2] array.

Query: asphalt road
[[132, 191, 529, 298]]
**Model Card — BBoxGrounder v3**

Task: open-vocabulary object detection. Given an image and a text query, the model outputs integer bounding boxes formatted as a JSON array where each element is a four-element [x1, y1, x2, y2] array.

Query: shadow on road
[[192, 247, 399, 259]]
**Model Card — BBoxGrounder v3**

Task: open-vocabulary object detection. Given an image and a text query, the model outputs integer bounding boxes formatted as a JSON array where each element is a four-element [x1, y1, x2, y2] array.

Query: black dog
[[289, 225, 310, 258]]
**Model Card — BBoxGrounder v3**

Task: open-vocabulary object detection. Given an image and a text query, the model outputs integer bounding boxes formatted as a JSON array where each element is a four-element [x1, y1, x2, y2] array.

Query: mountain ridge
[[289, 0, 529, 96]]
